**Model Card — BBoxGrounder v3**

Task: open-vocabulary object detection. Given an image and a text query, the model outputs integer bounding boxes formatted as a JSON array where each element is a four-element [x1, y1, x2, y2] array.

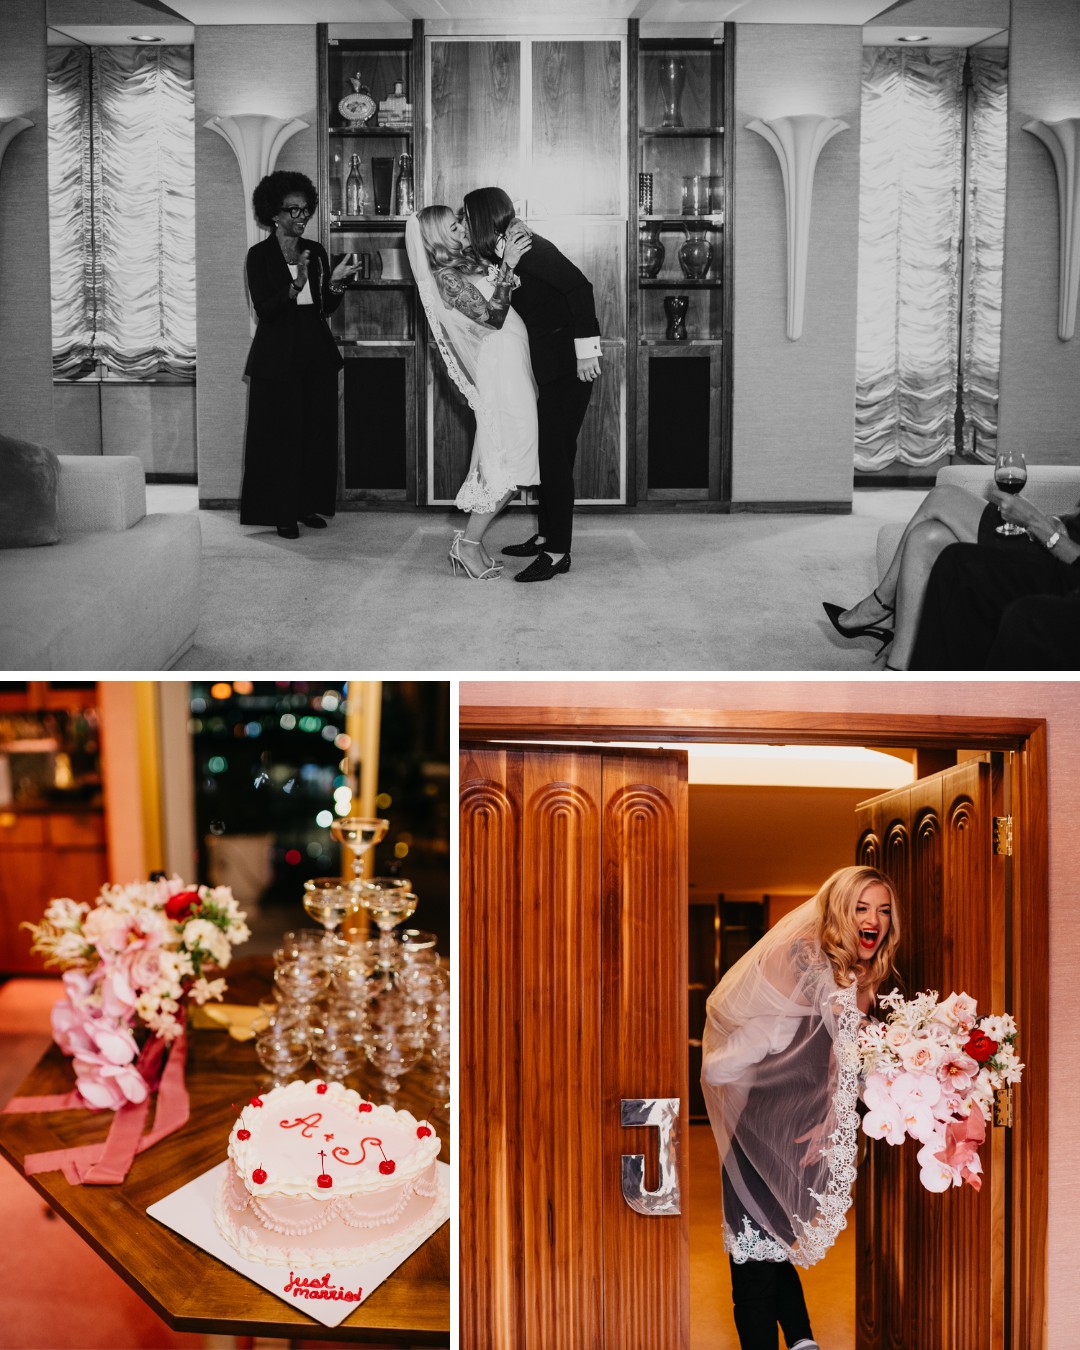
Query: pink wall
[[462, 678, 1080, 1340]]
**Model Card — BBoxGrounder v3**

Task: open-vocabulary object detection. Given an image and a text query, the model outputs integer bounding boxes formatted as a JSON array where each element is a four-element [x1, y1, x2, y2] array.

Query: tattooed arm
[[435, 266, 514, 331]]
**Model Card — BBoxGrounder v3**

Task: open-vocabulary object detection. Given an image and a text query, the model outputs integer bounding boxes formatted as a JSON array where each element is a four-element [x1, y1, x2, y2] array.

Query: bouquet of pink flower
[[24, 877, 249, 1111], [857, 988, 1023, 1193]]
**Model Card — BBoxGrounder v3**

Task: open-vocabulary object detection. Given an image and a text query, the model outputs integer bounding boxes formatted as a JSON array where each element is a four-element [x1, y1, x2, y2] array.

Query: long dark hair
[[463, 186, 515, 265]]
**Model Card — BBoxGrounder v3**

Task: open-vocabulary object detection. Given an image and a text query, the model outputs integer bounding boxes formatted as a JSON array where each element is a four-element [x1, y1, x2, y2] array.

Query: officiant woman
[[239, 171, 361, 539]]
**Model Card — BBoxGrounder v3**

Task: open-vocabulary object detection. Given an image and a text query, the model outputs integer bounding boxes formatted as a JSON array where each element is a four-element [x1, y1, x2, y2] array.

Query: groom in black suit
[[463, 187, 601, 582]]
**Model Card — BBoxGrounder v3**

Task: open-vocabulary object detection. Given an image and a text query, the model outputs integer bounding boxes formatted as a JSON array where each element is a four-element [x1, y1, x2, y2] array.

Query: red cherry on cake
[[316, 1082, 328, 1094], [237, 1129, 251, 1141], [379, 1159, 396, 1175], [358, 1102, 373, 1113], [250, 1096, 263, 1108], [252, 1167, 267, 1184], [416, 1126, 432, 1138], [317, 1173, 333, 1188]]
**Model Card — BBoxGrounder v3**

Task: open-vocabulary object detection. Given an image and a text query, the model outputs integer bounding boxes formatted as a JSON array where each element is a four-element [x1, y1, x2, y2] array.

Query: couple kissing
[[404, 186, 601, 583]]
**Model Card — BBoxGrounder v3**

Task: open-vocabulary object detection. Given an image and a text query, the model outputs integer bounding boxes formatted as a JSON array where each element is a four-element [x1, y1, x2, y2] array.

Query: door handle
[[620, 1097, 681, 1216]]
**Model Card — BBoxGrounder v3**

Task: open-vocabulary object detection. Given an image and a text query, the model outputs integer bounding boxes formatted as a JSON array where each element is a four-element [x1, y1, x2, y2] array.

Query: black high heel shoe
[[822, 588, 894, 656]]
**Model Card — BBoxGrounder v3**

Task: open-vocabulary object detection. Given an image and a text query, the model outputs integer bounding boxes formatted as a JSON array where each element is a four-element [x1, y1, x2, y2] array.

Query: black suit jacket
[[244, 232, 344, 379], [510, 234, 600, 386]]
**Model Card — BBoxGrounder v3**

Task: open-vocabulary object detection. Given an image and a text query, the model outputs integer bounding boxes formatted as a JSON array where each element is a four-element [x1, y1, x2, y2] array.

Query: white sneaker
[[790, 1341, 821, 1350]]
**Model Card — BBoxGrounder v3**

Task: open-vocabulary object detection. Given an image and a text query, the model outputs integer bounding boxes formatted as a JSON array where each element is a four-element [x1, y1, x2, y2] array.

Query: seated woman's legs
[[839, 484, 986, 630], [889, 518, 970, 669]]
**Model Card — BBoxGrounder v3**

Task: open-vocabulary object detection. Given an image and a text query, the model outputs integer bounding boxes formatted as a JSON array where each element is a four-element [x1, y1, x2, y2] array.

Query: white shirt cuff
[[575, 336, 602, 359]]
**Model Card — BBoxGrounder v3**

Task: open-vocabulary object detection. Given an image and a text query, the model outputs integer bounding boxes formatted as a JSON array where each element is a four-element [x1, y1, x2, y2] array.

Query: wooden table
[[0, 962, 450, 1345]]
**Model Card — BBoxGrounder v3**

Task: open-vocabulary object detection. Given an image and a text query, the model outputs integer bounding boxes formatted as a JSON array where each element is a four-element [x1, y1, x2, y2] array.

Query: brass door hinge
[[993, 815, 1013, 856], [993, 1087, 1014, 1128]]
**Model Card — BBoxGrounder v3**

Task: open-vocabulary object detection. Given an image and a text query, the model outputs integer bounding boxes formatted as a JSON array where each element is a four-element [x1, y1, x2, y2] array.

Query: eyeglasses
[[282, 205, 313, 219]]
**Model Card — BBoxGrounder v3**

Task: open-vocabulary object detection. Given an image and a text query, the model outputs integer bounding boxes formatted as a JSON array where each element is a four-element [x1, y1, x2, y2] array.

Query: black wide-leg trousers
[[534, 373, 594, 554], [729, 1257, 813, 1350]]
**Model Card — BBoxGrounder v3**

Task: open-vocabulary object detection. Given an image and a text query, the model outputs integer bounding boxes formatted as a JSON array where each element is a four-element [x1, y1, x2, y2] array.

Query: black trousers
[[986, 592, 1080, 670], [240, 355, 338, 528], [910, 535, 1080, 671], [534, 373, 593, 553], [729, 1257, 813, 1350]]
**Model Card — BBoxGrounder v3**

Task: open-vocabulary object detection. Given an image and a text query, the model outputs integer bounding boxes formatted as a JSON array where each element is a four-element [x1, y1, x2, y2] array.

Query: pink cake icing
[[214, 1079, 445, 1266]]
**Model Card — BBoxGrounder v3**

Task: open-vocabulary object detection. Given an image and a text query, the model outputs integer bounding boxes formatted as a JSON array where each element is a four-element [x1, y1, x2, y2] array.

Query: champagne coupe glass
[[331, 817, 390, 886], [310, 1005, 367, 1083], [274, 957, 332, 1016], [366, 1025, 425, 1098], [302, 877, 361, 956], [994, 449, 1028, 535], [255, 1019, 311, 1087], [361, 885, 418, 968]]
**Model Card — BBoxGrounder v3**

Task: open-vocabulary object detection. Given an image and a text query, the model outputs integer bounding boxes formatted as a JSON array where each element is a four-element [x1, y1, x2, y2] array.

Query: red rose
[[165, 889, 201, 922], [965, 1030, 999, 1063]]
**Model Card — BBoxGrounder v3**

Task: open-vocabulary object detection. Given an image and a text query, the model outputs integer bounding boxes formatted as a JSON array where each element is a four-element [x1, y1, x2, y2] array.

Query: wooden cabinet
[[318, 24, 424, 502], [631, 28, 733, 503], [0, 811, 109, 974]]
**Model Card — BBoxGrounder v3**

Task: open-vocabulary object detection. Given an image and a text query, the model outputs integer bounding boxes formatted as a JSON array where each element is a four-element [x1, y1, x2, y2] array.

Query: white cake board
[[147, 1159, 451, 1328]]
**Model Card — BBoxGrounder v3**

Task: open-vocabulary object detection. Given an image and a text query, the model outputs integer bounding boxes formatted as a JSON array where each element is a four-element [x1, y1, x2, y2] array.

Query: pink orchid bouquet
[[24, 877, 249, 1111], [857, 988, 1023, 1193]]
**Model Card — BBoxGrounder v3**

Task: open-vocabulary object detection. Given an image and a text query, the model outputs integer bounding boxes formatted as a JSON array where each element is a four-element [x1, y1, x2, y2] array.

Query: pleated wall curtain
[[47, 46, 196, 380], [855, 47, 1007, 471]]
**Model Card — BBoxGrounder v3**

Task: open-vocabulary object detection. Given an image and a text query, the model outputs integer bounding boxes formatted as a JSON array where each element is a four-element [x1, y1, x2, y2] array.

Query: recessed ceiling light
[[897, 34, 929, 43], [131, 34, 163, 42]]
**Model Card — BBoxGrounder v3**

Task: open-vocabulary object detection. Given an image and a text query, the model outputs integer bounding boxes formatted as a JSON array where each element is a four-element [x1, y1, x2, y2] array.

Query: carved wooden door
[[425, 37, 627, 507], [460, 745, 688, 1349], [854, 755, 1009, 1350]]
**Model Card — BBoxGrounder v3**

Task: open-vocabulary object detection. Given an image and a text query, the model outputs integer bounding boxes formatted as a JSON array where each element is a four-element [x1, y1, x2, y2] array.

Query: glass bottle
[[345, 154, 366, 216], [395, 152, 414, 217]]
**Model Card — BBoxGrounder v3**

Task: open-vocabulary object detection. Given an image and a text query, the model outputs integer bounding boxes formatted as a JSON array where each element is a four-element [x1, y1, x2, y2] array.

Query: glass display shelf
[[639, 215, 724, 226], [640, 337, 723, 347], [640, 126, 724, 138], [330, 126, 413, 138], [639, 279, 722, 290]]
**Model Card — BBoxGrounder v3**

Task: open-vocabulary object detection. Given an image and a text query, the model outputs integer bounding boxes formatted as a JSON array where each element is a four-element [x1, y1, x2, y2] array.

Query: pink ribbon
[[3, 1029, 190, 1185]]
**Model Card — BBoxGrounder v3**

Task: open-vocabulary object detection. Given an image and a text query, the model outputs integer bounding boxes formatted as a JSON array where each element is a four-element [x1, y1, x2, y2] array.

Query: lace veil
[[404, 215, 499, 444], [700, 897, 861, 1268]]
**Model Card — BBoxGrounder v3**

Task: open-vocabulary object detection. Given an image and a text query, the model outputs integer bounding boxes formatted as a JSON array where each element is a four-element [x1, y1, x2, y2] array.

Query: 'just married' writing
[[283, 1271, 364, 1302]]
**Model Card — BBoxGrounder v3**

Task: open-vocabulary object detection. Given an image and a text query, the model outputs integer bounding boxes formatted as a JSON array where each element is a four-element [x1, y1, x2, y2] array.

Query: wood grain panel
[[521, 753, 603, 1349], [575, 338, 624, 502], [428, 41, 521, 210], [531, 42, 623, 218], [430, 346, 474, 501], [601, 753, 689, 1350], [460, 748, 525, 1350]]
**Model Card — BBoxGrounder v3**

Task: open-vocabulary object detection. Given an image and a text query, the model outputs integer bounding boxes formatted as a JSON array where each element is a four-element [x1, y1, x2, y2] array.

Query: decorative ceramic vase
[[639, 226, 665, 279], [678, 228, 713, 280], [658, 57, 686, 128], [664, 294, 689, 341]]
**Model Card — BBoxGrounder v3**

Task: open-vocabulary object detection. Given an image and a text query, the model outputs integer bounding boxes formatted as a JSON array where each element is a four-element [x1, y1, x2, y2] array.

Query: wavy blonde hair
[[416, 205, 483, 275], [815, 864, 900, 998]]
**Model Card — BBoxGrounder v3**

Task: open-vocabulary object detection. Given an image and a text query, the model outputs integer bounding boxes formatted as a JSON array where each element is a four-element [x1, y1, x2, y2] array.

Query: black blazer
[[244, 232, 344, 379], [510, 234, 600, 386]]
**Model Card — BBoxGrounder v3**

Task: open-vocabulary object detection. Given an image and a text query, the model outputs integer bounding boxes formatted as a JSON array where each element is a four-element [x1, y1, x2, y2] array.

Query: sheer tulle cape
[[404, 217, 538, 513], [700, 898, 861, 1268]]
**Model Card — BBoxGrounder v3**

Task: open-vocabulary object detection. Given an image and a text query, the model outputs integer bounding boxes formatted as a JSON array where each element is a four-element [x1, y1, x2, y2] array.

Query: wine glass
[[360, 884, 418, 968], [994, 449, 1028, 535], [302, 877, 361, 955], [255, 1019, 311, 1087], [331, 817, 390, 885]]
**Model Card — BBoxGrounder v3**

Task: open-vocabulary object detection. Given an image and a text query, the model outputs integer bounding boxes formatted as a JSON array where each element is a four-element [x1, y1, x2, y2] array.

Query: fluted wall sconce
[[746, 113, 849, 340], [205, 114, 310, 250], [0, 117, 34, 185], [1022, 117, 1080, 341]]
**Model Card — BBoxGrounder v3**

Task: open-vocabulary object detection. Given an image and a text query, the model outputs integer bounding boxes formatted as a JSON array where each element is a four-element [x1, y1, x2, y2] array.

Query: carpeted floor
[[164, 488, 926, 672]]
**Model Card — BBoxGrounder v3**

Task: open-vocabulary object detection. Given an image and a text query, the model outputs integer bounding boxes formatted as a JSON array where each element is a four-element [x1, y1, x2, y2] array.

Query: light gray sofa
[[876, 462, 1080, 577], [0, 455, 200, 670]]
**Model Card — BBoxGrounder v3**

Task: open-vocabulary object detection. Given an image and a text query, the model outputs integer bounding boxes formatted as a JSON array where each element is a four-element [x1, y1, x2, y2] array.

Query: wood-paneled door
[[854, 755, 1009, 1350], [425, 36, 627, 507], [460, 745, 688, 1349]]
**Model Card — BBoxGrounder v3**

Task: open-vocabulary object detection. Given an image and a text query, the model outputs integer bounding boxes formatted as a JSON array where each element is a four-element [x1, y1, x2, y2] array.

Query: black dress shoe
[[514, 551, 571, 583], [277, 523, 300, 539], [501, 533, 544, 557], [300, 514, 328, 528]]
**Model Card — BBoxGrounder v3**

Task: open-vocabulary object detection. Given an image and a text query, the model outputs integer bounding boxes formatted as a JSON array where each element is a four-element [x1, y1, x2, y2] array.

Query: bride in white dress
[[405, 206, 539, 579]]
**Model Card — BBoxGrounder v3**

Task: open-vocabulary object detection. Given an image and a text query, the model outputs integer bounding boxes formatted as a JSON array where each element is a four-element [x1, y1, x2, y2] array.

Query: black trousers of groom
[[535, 375, 594, 555]]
